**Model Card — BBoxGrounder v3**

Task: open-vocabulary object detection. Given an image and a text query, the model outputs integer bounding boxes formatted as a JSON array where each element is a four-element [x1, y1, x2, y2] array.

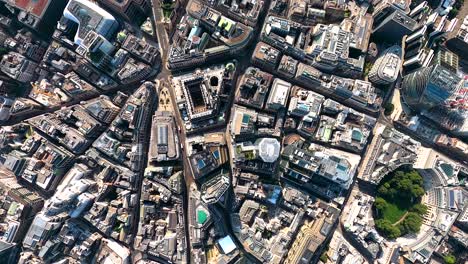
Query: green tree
[[364, 62, 373, 76], [375, 168, 426, 238], [375, 197, 388, 217], [397, 178, 413, 192], [443, 254, 456, 264], [376, 219, 401, 239], [384, 103, 395, 116], [344, 10, 351, 18], [410, 185, 425, 200], [377, 183, 390, 197], [399, 213, 422, 234], [408, 171, 423, 185], [320, 251, 328, 262], [410, 204, 428, 216]]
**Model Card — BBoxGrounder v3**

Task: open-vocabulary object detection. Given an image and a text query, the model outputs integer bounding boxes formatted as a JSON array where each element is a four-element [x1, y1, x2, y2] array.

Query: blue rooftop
[[197, 159, 206, 169]]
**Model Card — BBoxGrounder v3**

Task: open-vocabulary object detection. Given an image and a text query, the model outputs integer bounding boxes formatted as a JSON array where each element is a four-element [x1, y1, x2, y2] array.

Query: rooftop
[[218, 235, 237, 254], [255, 138, 281, 163], [10, 0, 51, 17]]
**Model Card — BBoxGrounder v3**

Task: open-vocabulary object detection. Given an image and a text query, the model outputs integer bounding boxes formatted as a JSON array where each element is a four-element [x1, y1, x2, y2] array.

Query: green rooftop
[[197, 209, 208, 225], [440, 163, 454, 177], [7, 202, 19, 216], [351, 129, 363, 142], [322, 127, 332, 141]]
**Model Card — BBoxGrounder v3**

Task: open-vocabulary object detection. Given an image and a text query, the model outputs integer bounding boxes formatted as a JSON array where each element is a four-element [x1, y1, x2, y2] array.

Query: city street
[[151, 0, 171, 64]]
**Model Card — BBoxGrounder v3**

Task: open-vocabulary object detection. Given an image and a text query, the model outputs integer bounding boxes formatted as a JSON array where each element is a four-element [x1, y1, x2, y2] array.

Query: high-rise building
[[0, 78, 17, 94], [431, 49, 459, 73], [446, 15, 468, 57], [63, 0, 119, 46], [97, 0, 150, 25], [402, 13, 457, 72], [372, 9, 418, 41], [368, 45, 402, 85], [0, 96, 13, 121], [1, 0, 68, 33], [0, 240, 16, 264], [401, 64, 461, 112]]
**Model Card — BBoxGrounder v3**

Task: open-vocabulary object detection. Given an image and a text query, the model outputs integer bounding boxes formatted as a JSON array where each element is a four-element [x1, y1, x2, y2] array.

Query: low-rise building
[[266, 78, 291, 111], [149, 111, 180, 163]]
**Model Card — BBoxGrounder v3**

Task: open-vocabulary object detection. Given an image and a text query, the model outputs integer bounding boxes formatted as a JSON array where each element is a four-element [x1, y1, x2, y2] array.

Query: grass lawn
[[381, 202, 407, 223], [379, 195, 413, 224]]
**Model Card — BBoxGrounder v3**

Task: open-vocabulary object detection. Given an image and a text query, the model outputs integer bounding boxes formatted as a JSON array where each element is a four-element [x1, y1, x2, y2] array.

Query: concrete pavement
[[150, 0, 170, 62]]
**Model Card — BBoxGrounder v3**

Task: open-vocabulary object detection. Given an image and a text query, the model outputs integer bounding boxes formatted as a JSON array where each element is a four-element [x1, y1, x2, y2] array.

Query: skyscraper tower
[[401, 64, 461, 112]]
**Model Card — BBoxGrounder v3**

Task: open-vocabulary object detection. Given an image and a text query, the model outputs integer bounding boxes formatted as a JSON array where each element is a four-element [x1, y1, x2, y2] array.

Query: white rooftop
[[218, 235, 237, 254], [255, 138, 281, 163]]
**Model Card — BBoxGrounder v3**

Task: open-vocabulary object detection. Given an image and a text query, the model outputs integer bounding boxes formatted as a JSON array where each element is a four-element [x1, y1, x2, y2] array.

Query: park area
[[379, 200, 409, 224], [374, 166, 428, 239]]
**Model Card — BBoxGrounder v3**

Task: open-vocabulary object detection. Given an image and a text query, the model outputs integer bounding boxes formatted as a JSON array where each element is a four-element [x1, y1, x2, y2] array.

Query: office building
[[446, 15, 468, 57], [22, 213, 64, 250], [0, 240, 16, 264], [266, 78, 291, 110], [358, 124, 421, 184], [288, 88, 324, 118], [432, 49, 459, 73], [0, 96, 13, 121], [372, 0, 411, 24], [63, 0, 119, 46], [306, 24, 365, 78], [372, 9, 418, 41], [368, 45, 402, 85], [401, 64, 461, 112], [251, 42, 281, 72], [281, 141, 360, 190], [149, 111, 180, 162], [0, 52, 38, 83], [284, 203, 340, 264], [201, 171, 230, 204], [121, 33, 159, 66], [94, 238, 130, 264], [234, 137, 281, 163], [1, 0, 68, 33], [218, 0, 264, 26], [403, 12, 457, 72], [235, 67, 273, 110], [97, 0, 150, 25], [189, 150, 220, 180], [277, 55, 299, 79], [0, 171, 44, 244], [168, 8, 253, 70], [0, 78, 18, 94]]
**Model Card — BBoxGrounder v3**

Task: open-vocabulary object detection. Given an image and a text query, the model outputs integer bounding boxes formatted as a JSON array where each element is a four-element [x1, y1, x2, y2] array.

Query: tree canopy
[[375, 219, 401, 239], [374, 168, 426, 239], [444, 254, 456, 264], [377, 169, 425, 201], [399, 212, 423, 234], [384, 103, 395, 116], [375, 197, 388, 211], [410, 204, 428, 215]]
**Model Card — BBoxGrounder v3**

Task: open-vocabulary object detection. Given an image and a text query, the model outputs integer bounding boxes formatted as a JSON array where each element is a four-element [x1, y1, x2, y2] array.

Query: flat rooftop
[[13, 0, 50, 17]]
